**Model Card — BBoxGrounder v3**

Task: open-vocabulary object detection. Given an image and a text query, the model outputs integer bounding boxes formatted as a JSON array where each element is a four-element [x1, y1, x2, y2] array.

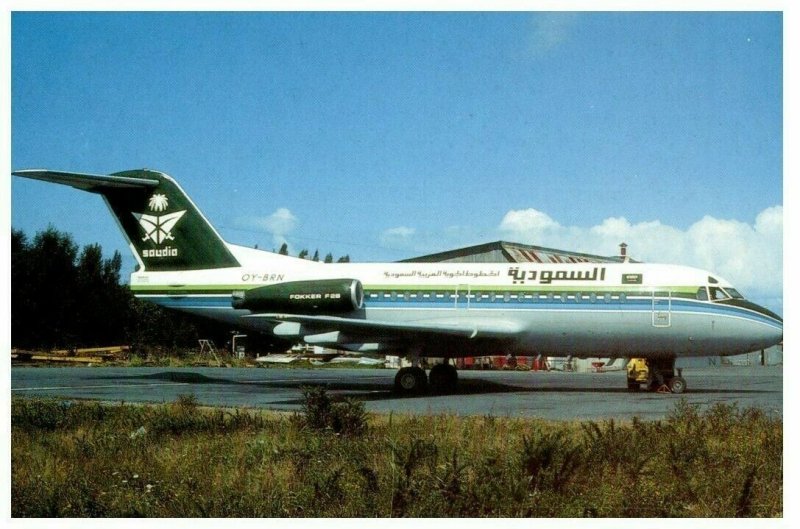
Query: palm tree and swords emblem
[[132, 193, 186, 244]]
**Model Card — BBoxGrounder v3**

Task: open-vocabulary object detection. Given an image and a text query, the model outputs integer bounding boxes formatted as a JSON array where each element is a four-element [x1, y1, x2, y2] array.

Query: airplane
[[12, 169, 783, 395]]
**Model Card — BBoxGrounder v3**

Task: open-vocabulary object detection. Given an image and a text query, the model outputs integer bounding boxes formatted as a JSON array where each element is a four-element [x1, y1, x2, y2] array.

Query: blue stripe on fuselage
[[136, 294, 781, 330]]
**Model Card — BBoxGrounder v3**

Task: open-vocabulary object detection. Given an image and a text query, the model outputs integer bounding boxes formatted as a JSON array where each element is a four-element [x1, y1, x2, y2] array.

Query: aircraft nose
[[764, 316, 782, 344], [742, 302, 783, 350], [767, 314, 782, 344], [760, 318, 782, 349], [746, 301, 782, 342]]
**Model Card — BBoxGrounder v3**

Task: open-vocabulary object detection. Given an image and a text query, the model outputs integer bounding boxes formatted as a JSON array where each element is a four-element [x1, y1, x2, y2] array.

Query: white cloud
[[257, 208, 298, 236], [499, 206, 783, 310], [755, 205, 782, 236], [379, 226, 416, 249], [499, 208, 559, 235], [529, 13, 580, 55], [237, 207, 298, 251]]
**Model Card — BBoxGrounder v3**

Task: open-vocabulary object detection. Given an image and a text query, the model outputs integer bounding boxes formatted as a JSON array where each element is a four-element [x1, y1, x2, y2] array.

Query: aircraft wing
[[242, 313, 525, 355]]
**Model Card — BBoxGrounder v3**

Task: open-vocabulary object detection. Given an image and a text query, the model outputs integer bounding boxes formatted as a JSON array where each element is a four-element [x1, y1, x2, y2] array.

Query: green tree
[[324, 252, 333, 263], [11, 226, 208, 352], [28, 227, 80, 348], [278, 242, 289, 255], [73, 245, 129, 346], [337, 255, 351, 263], [298, 249, 309, 259], [75, 244, 105, 345], [124, 297, 203, 356], [11, 229, 35, 349], [100, 250, 129, 345]]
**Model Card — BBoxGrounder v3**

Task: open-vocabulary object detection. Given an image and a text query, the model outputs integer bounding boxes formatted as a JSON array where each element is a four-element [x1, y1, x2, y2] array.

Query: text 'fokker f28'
[[13, 169, 783, 395]]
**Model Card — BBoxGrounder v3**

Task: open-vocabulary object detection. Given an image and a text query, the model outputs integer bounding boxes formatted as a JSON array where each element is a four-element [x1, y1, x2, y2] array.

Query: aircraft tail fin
[[13, 169, 240, 271]]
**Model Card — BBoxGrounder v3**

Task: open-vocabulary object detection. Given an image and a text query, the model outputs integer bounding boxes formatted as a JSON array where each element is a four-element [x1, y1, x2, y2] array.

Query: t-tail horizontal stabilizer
[[12, 169, 160, 190]]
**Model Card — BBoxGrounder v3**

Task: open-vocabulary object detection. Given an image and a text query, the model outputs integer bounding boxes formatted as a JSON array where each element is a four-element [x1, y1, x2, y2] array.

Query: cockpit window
[[723, 288, 745, 299], [709, 287, 730, 301], [696, 287, 708, 301]]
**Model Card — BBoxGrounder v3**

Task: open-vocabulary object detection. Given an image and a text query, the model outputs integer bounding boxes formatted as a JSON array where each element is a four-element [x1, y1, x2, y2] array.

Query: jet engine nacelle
[[232, 279, 364, 314]]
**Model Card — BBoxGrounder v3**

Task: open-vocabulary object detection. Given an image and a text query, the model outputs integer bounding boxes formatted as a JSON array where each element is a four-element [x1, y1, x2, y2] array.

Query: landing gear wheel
[[394, 367, 428, 395], [667, 376, 687, 394], [429, 363, 459, 394]]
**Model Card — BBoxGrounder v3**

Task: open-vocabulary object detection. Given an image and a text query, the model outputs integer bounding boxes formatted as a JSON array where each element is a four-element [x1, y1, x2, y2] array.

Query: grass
[[11, 393, 782, 517]]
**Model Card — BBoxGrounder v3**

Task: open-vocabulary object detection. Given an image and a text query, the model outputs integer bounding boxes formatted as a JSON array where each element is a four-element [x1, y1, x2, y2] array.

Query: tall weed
[[297, 386, 368, 436], [12, 397, 782, 517]]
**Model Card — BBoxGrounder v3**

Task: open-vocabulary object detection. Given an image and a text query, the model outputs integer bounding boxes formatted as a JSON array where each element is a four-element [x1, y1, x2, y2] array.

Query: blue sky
[[10, 12, 783, 311]]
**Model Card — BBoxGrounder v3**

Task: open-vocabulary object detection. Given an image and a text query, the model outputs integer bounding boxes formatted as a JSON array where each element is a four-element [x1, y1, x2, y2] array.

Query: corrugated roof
[[401, 240, 634, 263]]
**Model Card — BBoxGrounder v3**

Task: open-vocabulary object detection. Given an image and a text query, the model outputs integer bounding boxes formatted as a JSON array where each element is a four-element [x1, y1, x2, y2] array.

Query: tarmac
[[10, 365, 783, 421]]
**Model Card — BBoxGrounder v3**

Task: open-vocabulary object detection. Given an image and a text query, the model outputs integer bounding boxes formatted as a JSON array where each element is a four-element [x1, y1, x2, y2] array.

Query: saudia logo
[[132, 194, 187, 258]]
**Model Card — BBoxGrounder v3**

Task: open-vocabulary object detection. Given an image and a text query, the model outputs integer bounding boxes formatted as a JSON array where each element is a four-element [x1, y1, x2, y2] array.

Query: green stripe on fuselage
[[363, 284, 699, 294], [131, 284, 701, 296], [131, 285, 242, 295]]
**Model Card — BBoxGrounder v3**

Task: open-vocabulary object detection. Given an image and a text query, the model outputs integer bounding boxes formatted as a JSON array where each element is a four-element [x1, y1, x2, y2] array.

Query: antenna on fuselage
[[619, 242, 630, 263]]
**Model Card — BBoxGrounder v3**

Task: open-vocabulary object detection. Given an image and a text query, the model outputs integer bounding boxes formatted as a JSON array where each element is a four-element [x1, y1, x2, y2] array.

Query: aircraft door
[[652, 290, 672, 327]]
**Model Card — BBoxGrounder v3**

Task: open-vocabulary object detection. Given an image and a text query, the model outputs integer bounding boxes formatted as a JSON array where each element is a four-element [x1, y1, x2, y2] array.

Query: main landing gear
[[626, 357, 687, 394], [394, 362, 459, 395]]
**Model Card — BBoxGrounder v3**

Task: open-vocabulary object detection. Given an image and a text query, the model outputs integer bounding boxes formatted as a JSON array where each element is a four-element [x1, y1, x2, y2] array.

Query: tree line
[[276, 242, 350, 263], [11, 227, 227, 353], [11, 227, 352, 354]]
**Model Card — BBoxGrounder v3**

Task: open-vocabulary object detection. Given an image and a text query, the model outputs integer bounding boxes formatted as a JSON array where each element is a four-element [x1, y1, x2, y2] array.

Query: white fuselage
[[130, 244, 783, 359]]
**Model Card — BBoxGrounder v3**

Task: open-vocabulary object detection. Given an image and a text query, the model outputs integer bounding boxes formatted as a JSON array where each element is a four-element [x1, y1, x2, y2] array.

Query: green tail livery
[[14, 169, 239, 271]]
